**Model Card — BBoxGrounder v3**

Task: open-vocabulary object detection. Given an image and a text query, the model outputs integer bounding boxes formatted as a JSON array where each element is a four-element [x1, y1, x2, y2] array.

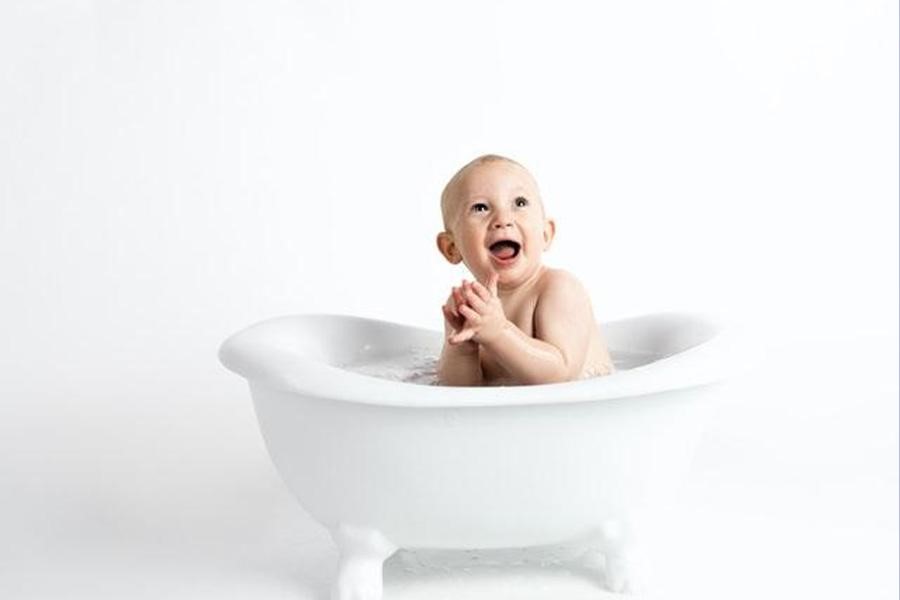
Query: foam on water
[[341, 348, 441, 385], [339, 348, 657, 386]]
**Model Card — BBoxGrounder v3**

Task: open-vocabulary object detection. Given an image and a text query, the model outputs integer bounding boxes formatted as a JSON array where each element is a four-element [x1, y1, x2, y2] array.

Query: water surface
[[339, 348, 656, 385]]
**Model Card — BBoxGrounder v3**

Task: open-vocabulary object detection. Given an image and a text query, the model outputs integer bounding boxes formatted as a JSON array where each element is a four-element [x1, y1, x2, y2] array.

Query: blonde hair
[[440, 154, 529, 230]]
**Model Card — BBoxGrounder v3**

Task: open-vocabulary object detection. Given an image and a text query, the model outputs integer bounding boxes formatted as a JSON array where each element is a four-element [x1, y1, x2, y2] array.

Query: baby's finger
[[449, 328, 476, 344], [488, 271, 499, 296], [462, 285, 487, 312], [443, 303, 464, 327], [471, 280, 492, 302], [442, 303, 455, 322], [448, 289, 460, 315], [452, 286, 466, 310], [458, 303, 481, 322]]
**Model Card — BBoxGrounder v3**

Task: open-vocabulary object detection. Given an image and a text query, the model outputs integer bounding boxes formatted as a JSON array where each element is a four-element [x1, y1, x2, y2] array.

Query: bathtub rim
[[218, 311, 753, 408]]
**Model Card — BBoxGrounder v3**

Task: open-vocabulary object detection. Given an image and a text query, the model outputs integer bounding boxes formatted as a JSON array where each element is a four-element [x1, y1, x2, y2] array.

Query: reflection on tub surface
[[337, 349, 659, 386]]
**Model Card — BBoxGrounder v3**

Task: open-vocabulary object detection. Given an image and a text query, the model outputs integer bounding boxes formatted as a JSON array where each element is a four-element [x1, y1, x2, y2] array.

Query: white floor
[[2, 335, 896, 600]]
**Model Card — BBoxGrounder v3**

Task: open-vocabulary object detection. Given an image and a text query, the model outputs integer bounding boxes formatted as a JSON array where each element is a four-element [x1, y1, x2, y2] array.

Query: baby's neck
[[497, 264, 546, 301]]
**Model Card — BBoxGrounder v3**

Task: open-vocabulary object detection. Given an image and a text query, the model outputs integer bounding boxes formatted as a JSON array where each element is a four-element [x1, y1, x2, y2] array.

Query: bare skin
[[436, 157, 614, 386]]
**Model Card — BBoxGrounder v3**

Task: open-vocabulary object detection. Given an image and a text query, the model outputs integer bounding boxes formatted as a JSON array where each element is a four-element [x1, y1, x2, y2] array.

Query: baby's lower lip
[[490, 252, 520, 267]]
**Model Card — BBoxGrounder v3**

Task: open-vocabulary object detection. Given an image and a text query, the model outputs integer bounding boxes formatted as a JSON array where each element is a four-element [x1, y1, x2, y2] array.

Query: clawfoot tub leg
[[604, 545, 637, 594], [329, 524, 398, 600], [579, 519, 648, 594]]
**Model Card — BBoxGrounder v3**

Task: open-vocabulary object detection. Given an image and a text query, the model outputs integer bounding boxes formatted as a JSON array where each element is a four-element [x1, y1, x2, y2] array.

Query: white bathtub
[[219, 312, 740, 599]]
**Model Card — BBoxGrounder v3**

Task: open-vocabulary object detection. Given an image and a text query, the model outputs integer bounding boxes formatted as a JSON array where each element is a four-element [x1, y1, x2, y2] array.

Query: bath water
[[338, 348, 656, 385]]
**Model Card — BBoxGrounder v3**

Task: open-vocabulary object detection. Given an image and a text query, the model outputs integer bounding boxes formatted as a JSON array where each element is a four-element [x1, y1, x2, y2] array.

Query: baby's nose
[[492, 219, 513, 229]]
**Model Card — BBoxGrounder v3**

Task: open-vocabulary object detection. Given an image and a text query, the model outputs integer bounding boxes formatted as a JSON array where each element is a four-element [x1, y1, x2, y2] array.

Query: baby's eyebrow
[[465, 186, 530, 202]]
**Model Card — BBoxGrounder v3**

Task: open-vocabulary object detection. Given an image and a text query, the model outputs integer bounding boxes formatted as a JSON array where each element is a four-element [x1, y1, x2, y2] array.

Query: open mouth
[[489, 240, 521, 262]]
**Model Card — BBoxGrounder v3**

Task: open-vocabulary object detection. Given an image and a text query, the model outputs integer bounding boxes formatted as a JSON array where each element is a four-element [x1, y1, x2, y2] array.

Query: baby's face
[[438, 160, 555, 290]]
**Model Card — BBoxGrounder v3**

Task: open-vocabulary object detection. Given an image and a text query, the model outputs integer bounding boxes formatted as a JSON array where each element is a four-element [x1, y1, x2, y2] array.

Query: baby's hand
[[449, 273, 508, 345], [442, 284, 479, 353]]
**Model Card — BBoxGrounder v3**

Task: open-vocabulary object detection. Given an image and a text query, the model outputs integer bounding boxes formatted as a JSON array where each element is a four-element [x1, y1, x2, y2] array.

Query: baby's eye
[[471, 203, 489, 213], [515, 196, 529, 207]]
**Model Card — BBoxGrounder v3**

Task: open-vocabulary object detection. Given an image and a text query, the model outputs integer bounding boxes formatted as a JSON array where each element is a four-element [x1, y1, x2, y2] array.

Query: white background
[[1, 1, 896, 599]]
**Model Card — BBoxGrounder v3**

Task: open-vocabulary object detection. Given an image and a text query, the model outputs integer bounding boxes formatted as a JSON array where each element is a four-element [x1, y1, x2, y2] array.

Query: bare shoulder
[[536, 268, 590, 301], [533, 268, 595, 325]]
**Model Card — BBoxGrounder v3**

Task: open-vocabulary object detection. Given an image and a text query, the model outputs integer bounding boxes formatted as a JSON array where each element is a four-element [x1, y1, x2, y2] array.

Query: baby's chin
[[494, 258, 544, 287]]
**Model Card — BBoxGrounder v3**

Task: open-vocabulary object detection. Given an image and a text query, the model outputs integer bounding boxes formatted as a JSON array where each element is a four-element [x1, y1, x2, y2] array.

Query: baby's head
[[437, 154, 556, 290]]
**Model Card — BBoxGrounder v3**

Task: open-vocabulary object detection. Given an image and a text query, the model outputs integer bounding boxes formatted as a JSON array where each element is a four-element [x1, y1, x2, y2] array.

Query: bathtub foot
[[581, 519, 647, 594], [604, 548, 634, 594], [329, 524, 398, 600]]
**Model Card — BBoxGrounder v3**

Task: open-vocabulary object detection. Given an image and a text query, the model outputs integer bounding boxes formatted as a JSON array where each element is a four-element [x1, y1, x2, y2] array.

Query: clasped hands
[[441, 272, 509, 347]]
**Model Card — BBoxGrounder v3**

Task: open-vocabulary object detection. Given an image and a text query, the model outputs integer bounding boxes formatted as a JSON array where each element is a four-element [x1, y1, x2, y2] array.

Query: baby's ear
[[436, 231, 463, 264], [542, 218, 557, 250]]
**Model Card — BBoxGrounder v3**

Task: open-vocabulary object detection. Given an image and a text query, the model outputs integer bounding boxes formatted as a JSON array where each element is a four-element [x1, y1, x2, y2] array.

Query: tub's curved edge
[[218, 313, 377, 386], [220, 311, 753, 408]]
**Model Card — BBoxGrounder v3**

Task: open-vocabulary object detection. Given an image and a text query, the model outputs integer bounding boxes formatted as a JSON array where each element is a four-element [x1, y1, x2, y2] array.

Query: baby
[[436, 154, 615, 386]]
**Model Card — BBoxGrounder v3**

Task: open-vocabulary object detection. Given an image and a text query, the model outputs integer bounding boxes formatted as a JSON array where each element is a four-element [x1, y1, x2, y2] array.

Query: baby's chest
[[505, 301, 537, 336]]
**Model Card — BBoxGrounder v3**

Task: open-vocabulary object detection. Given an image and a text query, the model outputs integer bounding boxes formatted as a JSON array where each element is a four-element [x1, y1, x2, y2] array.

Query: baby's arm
[[437, 286, 483, 386], [459, 271, 592, 385]]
